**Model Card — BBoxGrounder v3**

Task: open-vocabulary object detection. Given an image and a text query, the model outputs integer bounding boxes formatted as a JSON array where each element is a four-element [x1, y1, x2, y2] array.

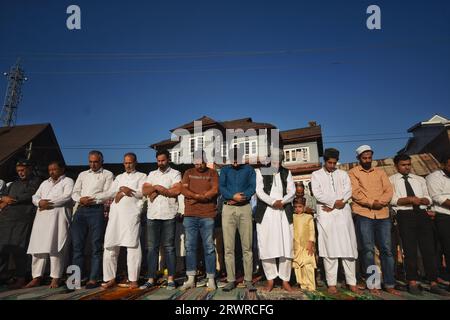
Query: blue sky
[[1, 0, 449, 165]]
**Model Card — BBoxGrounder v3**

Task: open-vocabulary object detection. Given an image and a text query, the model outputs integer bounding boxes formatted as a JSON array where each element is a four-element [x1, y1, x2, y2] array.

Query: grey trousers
[[222, 203, 253, 282]]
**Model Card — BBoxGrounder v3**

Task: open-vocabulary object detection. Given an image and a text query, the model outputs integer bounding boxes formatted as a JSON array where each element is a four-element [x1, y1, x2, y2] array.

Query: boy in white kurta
[[26, 161, 74, 288], [255, 151, 296, 292], [311, 148, 361, 295], [102, 153, 146, 289]]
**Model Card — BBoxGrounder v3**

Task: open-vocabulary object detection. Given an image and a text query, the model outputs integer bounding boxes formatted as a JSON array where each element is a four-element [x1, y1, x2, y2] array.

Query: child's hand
[[306, 241, 315, 256]]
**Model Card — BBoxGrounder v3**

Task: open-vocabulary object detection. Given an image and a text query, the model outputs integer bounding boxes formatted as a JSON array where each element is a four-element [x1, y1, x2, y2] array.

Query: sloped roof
[[150, 138, 179, 149], [280, 125, 322, 142], [284, 162, 322, 175], [170, 116, 221, 132], [408, 114, 449, 132], [221, 118, 276, 131], [0, 123, 50, 164], [399, 127, 448, 155], [337, 153, 440, 177]]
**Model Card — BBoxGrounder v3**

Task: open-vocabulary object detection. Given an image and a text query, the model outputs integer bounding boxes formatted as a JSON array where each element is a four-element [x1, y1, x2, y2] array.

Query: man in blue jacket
[[219, 147, 256, 292]]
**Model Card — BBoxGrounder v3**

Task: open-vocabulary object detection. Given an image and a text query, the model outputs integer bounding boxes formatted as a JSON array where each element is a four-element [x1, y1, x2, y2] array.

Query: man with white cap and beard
[[349, 145, 399, 296]]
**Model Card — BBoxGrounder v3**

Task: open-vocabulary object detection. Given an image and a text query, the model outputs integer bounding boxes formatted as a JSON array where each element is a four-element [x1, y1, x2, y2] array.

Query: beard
[[361, 162, 372, 170]]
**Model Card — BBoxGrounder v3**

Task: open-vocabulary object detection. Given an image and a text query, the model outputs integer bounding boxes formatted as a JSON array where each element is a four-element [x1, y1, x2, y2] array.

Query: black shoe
[[429, 285, 448, 296], [222, 281, 236, 292], [85, 282, 100, 289], [408, 284, 422, 295]]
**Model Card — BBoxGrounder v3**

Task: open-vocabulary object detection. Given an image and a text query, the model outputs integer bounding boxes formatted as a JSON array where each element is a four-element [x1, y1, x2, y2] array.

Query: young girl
[[293, 198, 317, 291]]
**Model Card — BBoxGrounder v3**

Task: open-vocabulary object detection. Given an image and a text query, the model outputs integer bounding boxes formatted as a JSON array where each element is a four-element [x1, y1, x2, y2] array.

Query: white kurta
[[27, 176, 74, 255], [311, 168, 358, 259], [256, 169, 296, 260], [104, 171, 147, 249]]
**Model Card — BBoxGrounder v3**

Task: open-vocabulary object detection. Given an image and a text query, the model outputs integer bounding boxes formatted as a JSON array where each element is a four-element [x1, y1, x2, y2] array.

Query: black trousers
[[396, 210, 438, 282], [435, 213, 450, 274], [0, 245, 28, 279]]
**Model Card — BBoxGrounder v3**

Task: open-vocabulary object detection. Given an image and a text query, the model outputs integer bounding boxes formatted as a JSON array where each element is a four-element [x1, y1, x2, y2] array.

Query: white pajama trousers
[[261, 257, 292, 282], [103, 242, 142, 282], [323, 257, 357, 286], [31, 252, 65, 279]]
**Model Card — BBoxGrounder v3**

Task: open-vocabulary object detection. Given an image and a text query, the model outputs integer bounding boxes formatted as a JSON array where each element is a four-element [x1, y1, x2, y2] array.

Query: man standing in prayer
[[311, 148, 360, 295], [180, 151, 219, 290], [255, 149, 296, 292], [102, 153, 147, 289], [426, 154, 450, 293], [390, 154, 447, 295], [295, 182, 316, 215], [219, 146, 256, 292], [0, 159, 41, 289], [71, 150, 114, 289], [349, 145, 399, 295], [25, 161, 74, 288], [140, 150, 181, 290]]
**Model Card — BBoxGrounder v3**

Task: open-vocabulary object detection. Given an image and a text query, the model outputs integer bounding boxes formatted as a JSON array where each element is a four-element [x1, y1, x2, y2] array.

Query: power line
[[2, 37, 449, 61], [10, 36, 449, 76], [24, 60, 353, 75]]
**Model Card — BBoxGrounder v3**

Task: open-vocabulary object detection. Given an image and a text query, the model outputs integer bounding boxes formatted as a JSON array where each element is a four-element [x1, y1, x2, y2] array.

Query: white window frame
[[170, 150, 180, 164], [221, 142, 228, 157], [231, 137, 258, 155], [284, 147, 310, 163], [189, 136, 204, 154]]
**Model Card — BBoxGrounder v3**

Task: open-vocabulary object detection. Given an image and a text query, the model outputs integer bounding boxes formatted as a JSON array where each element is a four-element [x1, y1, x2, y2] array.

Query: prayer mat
[[398, 289, 443, 301], [81, 287, 144, 300], [374, 290, 408, 301], [209, 288, 246, 300], [243, 289, 259, 300], [255, 287, 309, 301], [175, 287, 210, 300], [44, 287, 105, 300], [11, 286, 67, 300], [315, 286, 355, 300], [303, 290, 334, 300], [417, 283, 450, 300], [338, 287, 375, 300], [138, 287, 183, 300], [0, 286, 48, 299]]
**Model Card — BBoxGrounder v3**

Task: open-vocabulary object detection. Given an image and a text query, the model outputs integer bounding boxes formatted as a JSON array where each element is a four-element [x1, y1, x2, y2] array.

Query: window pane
[[245, 142, 250, 155], [190, 139, 195, 153], [285, 150, 290, 162], [222, 143, 228, 157], [251, 141, 257, 154], [297, 148, 309, 162], [197, 137, 204, 150]]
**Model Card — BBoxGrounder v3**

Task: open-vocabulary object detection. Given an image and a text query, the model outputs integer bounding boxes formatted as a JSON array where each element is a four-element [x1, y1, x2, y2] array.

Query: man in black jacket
[[0, 159, 41, 289]]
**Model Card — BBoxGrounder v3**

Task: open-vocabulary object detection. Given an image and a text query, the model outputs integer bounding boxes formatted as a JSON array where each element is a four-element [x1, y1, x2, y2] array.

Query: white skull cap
[[356, 145, 373, 156]]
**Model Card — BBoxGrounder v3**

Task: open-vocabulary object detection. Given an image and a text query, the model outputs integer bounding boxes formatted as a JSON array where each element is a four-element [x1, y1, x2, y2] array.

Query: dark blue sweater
[[219, 164, 256, 201]]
